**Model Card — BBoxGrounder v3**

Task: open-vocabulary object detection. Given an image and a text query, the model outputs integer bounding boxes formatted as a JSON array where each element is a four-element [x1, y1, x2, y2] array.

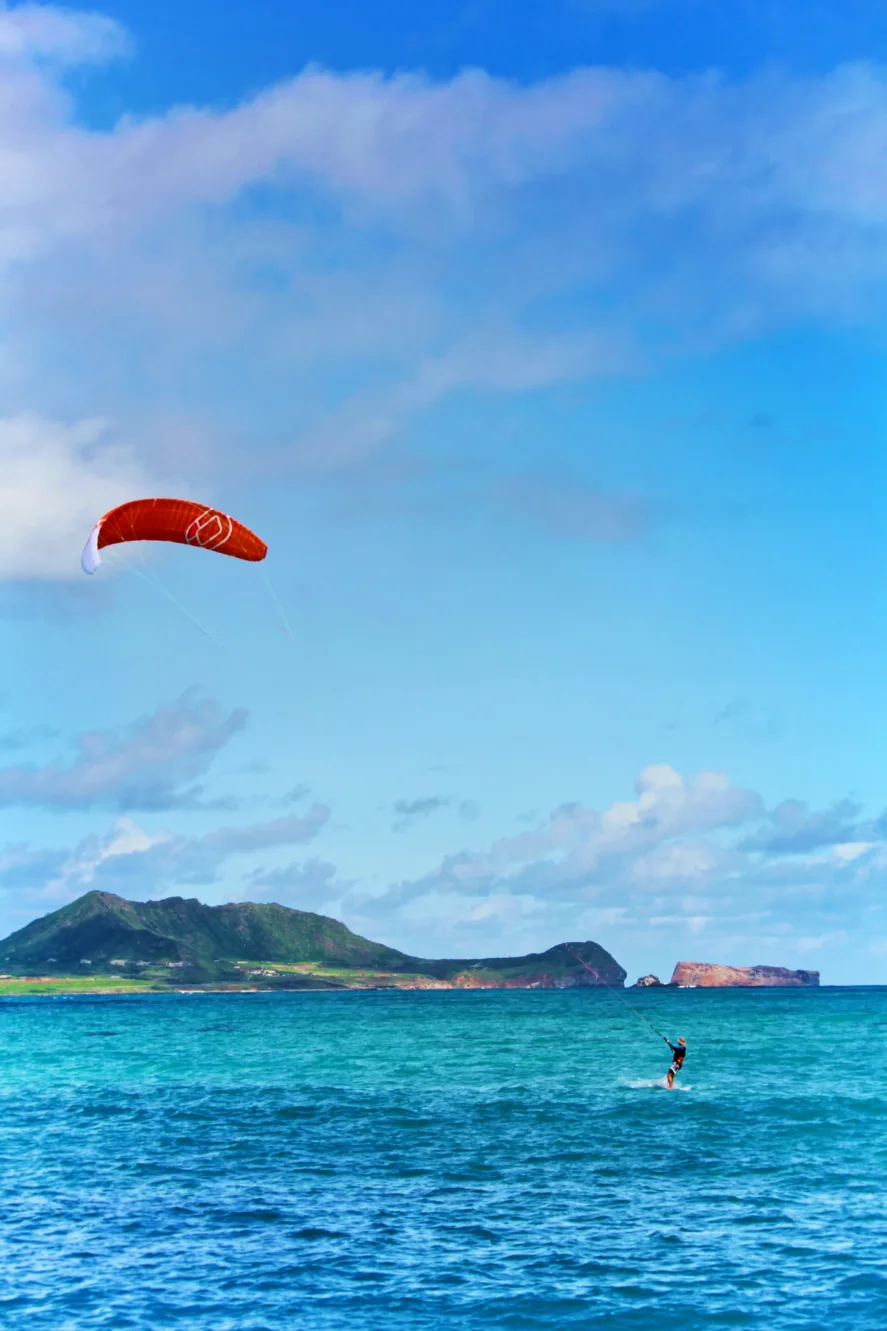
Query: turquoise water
[[1, 987, 886, 1329]]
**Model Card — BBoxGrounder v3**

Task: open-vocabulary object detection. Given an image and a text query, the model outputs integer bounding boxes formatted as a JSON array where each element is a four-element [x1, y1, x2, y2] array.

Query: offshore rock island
[[0, 891, 627, 994], [671, 961, 820, 987]]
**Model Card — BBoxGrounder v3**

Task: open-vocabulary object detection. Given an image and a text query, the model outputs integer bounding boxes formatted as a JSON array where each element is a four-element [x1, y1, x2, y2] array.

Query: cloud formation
[[383, 765, 763, 906], [4, 50, 887, 315], [392, 795, 451, 831], [4, 14, 887, 556], [0, 691, 247, 809], [245, 856, 349, 907], [352, 764, 887, 959], [0, 2, 127, 65], [2, 752, 887, 969], [0, 414, 160, 580], [0, 801, 330, 920], [7, 47, 887, 267], [740, 798, 866, 856]]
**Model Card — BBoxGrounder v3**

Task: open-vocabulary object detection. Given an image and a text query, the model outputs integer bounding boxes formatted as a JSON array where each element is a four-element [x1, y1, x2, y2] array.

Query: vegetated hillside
[[0, 891, 410, 975], [425, 941, 626, 988], [0, 891, 627, 988]]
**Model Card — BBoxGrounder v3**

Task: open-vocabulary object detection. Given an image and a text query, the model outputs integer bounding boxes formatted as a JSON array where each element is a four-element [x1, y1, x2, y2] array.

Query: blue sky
[[1, 0, 887, 983]]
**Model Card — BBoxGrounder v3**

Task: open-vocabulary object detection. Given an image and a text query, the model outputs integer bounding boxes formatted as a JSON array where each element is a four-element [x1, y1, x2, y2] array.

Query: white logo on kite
[[185, 510, 234, 551]]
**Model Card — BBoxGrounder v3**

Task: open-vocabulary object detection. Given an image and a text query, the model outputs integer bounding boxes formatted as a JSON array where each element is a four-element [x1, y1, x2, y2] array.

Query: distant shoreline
[[0, 980, 874, 996]]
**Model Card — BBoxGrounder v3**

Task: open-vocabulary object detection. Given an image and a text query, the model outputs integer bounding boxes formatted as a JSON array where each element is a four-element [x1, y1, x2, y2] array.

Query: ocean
[[1, 986, 886, 1329]]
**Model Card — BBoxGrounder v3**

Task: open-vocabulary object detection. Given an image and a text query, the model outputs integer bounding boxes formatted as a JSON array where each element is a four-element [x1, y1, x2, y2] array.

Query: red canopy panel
[[82, 498, 267, 574]]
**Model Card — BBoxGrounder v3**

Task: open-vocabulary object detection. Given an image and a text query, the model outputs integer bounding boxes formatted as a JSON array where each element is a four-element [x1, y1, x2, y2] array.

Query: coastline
[[0, 976, 865, 996]]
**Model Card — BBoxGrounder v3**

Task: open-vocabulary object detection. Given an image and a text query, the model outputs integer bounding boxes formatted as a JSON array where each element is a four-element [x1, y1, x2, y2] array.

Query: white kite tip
[[81, 523, 102, 575]]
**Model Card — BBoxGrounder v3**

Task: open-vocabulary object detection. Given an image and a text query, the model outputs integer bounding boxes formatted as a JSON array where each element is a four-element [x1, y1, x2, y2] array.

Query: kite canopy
[[81, 498, 267, 574]]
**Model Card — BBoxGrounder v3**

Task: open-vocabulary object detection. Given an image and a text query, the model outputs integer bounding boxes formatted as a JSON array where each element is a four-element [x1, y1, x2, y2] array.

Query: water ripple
[[0, 988, 886, 1327]]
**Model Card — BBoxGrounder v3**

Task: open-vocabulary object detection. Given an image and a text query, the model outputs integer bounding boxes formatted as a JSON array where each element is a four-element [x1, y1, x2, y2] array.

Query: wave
[[626, 1077, 691, 1092]]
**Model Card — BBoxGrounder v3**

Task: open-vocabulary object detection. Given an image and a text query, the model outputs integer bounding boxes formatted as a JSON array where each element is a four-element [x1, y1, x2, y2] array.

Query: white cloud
[[0, 2, 127, 65], [5, 11, 887, 571], [4, 52, 887, 294], [0, 414, 159, 579], [67, 814, 171, 883], [382, 764, 763, 904], [0, 801, 332, 931], [3, 752, 887, 966], [0, 690, 247, 808], [627, 839, 723, 886], [0, 64, 652, 253], [0, 42, 884, 289], [244, 856, 349, 908], [1, 53, 880, 263], [832, 841, 871, 862], [354, 764, 887, 957]]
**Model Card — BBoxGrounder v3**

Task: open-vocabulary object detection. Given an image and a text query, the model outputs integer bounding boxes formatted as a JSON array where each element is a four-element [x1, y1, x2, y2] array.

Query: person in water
[[666, 1037, 686, 1089]]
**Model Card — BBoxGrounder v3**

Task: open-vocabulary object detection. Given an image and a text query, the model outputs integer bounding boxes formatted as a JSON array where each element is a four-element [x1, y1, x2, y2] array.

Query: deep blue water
[[1, 987, 886, 1329]]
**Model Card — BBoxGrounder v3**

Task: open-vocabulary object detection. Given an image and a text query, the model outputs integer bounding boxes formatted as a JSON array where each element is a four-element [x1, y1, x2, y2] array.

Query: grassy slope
[[423, 941, 625, 985], [0, 976, 156, 995]]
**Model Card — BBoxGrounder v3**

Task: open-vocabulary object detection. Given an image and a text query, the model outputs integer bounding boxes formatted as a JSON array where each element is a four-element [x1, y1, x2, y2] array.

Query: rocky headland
[[671, 961, 819, 987]]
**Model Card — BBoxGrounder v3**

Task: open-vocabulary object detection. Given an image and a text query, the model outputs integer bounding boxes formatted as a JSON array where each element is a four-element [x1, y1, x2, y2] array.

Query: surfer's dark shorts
[[670, 1060, 683, 1075]]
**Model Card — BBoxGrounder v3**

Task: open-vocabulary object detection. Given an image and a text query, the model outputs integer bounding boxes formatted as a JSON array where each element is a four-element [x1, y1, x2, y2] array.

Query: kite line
[[568, 946, 669, 1045]]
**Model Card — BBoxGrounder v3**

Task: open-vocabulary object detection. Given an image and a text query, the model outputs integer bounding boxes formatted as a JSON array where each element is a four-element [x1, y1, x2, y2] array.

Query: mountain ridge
[[0, 891, 627, 990]]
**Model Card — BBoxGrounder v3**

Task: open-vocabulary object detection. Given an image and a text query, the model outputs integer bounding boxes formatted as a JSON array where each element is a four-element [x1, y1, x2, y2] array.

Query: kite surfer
[[665, 1037, 686, 1089], [565, 948, 691, 1091]]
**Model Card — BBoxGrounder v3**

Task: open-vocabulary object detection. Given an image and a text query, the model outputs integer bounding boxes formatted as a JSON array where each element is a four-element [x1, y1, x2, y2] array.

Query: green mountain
[[0, 891, 626, 989], [424, 941, 626, 988], [0, 891, 409, 974]]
